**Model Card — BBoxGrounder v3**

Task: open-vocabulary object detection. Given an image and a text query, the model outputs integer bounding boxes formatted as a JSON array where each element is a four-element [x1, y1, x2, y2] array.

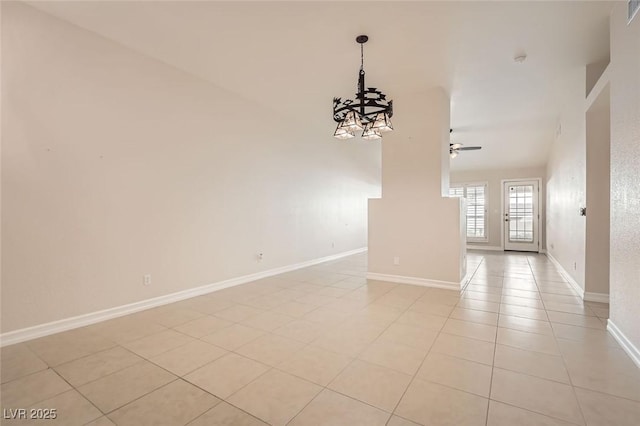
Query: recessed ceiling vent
[[630, 0, 640, 23]]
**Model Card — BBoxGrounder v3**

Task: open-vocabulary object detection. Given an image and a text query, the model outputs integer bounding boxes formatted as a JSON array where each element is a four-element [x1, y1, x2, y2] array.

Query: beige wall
[[451, 167, 546, 251], [585, 85, 611, 297], [0, 3, 381, 332], [368, 88, 465, 285], [609, 3, 640, 351], [586, 59, 610, 98], [545, 68, 587, 290]]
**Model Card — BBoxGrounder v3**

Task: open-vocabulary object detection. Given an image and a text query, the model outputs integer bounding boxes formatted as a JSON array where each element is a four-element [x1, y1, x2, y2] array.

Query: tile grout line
[[214, 269, 401, 426], [484, 256, 500, 426], [529, 254, 589, 426], [185, 398, 266, 426], [281, 275, 444, 424], [383, 256, 488, 425], [472, 253, 593, 425], [101, 378, 182, 419], [311, 280, 426, 426], [181, 268, 366, 426], [489, 399, 585, 426], [5, 367, 104, 423], [290, 262, 408, 424]]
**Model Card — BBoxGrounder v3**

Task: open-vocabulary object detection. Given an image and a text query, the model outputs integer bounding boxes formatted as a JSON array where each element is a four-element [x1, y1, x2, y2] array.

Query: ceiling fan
[[449, 129, 482, 159]]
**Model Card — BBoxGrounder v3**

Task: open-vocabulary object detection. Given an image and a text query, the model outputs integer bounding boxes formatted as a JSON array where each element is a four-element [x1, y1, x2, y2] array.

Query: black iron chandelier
[[333, 35, 394, 140]]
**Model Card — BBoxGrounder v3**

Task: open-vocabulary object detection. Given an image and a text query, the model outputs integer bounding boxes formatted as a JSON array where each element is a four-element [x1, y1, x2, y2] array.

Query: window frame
[[449, 181, 489, 243]]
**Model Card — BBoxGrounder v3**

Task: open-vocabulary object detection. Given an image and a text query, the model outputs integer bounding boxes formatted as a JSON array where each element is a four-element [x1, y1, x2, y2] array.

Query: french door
[[503, 180, 540, 252]]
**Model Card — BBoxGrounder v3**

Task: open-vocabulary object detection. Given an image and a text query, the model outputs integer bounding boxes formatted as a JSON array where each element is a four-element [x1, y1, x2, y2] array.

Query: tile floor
[[2, 251, 640, 425]]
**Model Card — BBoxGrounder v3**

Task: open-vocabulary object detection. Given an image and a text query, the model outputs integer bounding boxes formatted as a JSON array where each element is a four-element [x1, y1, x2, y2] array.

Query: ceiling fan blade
[[458, 146, 482, 151]]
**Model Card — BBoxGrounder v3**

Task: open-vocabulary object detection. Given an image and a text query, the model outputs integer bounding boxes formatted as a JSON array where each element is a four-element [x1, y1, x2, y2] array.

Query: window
[[449, 183, 488, 242]]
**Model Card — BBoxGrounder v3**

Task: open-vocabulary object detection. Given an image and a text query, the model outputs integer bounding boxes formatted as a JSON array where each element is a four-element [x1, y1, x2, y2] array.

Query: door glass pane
[[508, 185, 534, 243]]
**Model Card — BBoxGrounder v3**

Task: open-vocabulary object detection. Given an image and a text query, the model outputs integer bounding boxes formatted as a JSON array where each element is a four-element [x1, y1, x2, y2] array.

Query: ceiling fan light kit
[[449, 129, 482, 158], [333, 35, 394, 140]]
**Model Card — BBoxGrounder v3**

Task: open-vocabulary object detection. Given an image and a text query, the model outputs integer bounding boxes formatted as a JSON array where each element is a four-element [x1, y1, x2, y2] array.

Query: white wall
[[0, 3, 381, 333], [545, 68, 587, 290], [451, 167, 546, 251], [609, 3, 640, 352], [368, 88, 465, 286]]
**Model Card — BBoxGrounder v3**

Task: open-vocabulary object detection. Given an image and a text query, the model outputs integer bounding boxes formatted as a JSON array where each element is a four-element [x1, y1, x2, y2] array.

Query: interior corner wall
[[0, 3, 381, 333], [451, 167, 547, 250], [586, 59, 610, 98], [545, 68, 587, 291], [609, 2, 640, 351], [368, 87, 464, 286]]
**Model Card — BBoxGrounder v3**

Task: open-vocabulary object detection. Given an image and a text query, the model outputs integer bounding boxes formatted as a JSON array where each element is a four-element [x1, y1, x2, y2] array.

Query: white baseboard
[[366, 272, 460, 291], [466, 245, 546, 254], [466, 245, 503, 251], [584, 292, 610, 304], [546, 253, 609, 303], [0, 247, 367, 347], [607, 320, 640, 369], [545, 252, 585, 299]]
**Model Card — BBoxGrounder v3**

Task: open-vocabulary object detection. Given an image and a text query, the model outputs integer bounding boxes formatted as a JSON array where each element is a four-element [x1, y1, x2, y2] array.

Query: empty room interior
[[2, 1, 640, 425]]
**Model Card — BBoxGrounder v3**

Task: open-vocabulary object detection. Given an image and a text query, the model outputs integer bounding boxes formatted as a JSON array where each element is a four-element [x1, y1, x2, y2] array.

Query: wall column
[[367, 87, 466, 288]]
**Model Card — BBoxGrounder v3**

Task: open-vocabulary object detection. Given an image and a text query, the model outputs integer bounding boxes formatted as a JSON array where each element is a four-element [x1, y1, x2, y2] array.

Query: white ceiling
[[27, 1, 612, 171]]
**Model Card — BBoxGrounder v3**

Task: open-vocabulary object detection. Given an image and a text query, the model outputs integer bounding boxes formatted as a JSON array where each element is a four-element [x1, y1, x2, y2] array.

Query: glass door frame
[[501, 178, 541, 252]]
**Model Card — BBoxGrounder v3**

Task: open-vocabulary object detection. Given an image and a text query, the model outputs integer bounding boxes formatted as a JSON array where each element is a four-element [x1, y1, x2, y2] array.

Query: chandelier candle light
[[333, 35, 394, 140]]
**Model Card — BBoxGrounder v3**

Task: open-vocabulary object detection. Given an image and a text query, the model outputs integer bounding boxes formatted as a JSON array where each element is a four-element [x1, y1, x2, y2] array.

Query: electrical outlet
[[331, 242, 335, 248], [573, 262, 577, 270], [143, 274, 151, 286], [393, 256, 400, 265], [257, 253, 263, 262]]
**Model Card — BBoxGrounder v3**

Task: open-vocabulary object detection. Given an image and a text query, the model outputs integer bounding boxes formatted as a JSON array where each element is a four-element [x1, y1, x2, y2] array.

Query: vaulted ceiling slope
[[26, 1, 612, 171]]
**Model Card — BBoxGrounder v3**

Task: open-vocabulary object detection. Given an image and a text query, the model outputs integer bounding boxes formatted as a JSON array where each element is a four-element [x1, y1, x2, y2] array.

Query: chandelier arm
[[332, 104, 392, 123], [333, 100, 392, 112]]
